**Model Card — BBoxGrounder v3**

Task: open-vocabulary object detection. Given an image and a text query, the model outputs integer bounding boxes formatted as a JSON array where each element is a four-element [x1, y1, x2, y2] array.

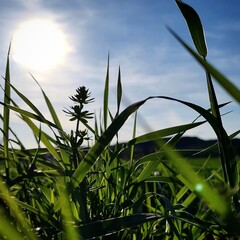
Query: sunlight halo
[[12, 19, 72, 71]]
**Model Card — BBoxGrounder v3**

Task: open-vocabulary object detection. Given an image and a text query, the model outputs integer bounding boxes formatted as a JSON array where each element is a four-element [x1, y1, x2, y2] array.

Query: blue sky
[[0, 0, 240, 148]]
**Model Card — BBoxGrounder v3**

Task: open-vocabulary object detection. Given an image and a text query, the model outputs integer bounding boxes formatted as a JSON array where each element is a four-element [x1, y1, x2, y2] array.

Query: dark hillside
[[120, 137, 240, 159]]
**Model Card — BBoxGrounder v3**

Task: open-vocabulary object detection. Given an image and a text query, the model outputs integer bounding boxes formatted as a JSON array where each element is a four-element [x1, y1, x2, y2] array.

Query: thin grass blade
[[168, 27, 240, 104], [116, 66, 122, 117], [3, 44, 11, 180], [103, 54, 110, 130]]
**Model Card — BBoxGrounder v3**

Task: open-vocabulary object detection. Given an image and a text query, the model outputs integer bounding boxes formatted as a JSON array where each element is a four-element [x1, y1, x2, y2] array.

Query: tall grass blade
[[116, 66, 122, 117], [168, 27, 240, 103], [3, 44, 11, 180], [130, 112, 137, 162], [103, 54, 110, 130], [175, 0, 207, 57], [30, 74, 65, 133], [168, 24, 239, 208], [176, 0, 238, 193]]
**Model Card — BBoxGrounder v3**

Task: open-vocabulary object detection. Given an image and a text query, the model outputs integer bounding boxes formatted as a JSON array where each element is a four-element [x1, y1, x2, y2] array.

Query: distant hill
[[119, 137, 240, 159]]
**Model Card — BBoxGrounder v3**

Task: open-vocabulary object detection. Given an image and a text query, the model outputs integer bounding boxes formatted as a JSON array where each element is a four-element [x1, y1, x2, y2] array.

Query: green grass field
[[0, 1, 239, 239]]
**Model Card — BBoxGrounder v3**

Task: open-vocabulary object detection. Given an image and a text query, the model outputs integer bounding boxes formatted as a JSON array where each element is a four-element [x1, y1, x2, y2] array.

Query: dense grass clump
[[0, 1, 239, 239]]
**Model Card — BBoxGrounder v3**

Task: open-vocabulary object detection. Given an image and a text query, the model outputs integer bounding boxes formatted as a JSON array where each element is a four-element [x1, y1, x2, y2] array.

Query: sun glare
[[12, 19, 71, 71]]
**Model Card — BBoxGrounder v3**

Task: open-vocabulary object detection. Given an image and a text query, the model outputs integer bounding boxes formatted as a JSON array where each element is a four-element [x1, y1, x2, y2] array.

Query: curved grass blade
[[70, 98, 149, 188], [175, 0, 207, 57], [176, 0, 238, 193], [126, 121, 204, 147], [108, 121, 205, 165], [71, 97, 204, 188], [158, 96, 238, 189], [168, 27, 239, 208]]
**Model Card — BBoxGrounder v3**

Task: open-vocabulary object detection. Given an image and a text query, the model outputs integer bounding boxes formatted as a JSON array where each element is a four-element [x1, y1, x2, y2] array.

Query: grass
[[0, 0, 239, 239]]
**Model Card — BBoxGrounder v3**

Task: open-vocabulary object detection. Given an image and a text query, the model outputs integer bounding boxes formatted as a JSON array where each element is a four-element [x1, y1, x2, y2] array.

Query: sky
[[0, 0, 240, 148]]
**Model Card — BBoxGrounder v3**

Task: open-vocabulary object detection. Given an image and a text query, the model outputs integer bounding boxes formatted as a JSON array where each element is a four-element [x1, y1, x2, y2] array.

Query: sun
[[12, 19, 71, 71]]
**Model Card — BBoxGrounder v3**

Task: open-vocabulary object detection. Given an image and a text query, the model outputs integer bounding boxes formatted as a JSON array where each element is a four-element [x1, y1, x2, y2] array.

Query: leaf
[[168, 27, 239, 202], [103, 54, 110, 130], [0, 103, 60, 129], [176, 0, 207, 57], [116, 66, 122, 117], [168, 27, 240, 104], [3, 43, 11, 180]]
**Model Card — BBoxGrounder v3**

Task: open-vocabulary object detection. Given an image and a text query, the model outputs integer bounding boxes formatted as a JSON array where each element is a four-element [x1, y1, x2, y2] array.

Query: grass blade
[[3, 44, 11, 180], [103, 54, 110, 130], [116, 66, 122, 117], [0, 103, 60, 129], [175, 0, 207, 57], [168, 27, 240, 104]]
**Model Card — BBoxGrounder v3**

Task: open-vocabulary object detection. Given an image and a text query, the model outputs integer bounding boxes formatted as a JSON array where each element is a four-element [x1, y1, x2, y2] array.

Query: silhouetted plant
[[64, 86, 94, 169]]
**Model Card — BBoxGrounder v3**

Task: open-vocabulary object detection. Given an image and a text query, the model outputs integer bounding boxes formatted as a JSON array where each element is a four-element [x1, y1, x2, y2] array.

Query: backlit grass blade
[[3, 44, 11, 180], [168, 27, 239, 209], [0, 114, 25, 149], [175, 0, 207, 57], [175, 0, 238, 194], [9, 81, 45, 120], [126, 121, 204, 147], [130, 112, 137, 162], [18, 115, 63, 165], [157, 96, 238, 188], [103, 54, 110, 130], [31, 74, 70, 164], [30, 74, 65, 133], [116, 66, 122, 117], [0, 103, 60, 129], [168, 27, 240, 104]]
